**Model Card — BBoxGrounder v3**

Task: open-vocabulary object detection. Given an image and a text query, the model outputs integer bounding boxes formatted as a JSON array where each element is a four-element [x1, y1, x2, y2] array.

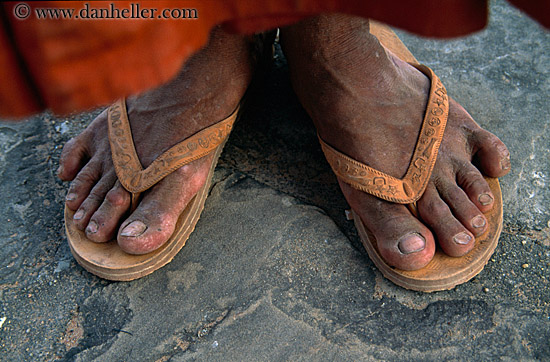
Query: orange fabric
[[2, 1, 222, 117], [0, 0, 547, 118], [507, 0, 550, 28]]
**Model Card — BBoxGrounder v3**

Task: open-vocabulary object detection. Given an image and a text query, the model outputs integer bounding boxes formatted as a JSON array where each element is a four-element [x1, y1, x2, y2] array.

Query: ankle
[[283, 15, 385, 69]]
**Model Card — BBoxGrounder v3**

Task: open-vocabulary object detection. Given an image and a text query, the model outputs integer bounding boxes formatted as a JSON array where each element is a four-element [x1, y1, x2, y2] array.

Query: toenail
[[500, 157, 511, 170], [453, 232, 472, 245], [478, 193, 493, 206], [472, 215, 486, 228], [66, 193, 77, 201], [397, 233, 426, 254], [73, 210, 84, 220], [56, 165, 64, 176], [86, 221, 98, 234], [121, 221, 147, 237]]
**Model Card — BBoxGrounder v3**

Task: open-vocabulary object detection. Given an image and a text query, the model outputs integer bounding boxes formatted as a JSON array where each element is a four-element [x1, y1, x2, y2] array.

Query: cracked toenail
[[397, 233, 426, 254], [121, 221, 147, 237], [472, 215, 486, 228], [453, 232, 472, 245], [73, 210, 84, 220], [86, 221, 98, 234], [66, 193, 77, 201], [478, 193, 493, 206], [500, 157, 511, 170]]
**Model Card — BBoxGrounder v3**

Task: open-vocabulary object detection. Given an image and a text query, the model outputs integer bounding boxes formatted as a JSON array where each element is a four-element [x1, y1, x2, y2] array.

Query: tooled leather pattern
[[108, 99, 237, 194], [320, 64, 448, 204]]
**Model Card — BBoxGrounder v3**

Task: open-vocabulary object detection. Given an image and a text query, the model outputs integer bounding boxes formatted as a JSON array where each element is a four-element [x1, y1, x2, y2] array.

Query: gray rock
[[0, 1, 548, 361]]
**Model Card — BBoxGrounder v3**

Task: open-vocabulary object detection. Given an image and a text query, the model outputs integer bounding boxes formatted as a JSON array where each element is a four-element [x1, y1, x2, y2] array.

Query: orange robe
[[0, 0, 548, 118]]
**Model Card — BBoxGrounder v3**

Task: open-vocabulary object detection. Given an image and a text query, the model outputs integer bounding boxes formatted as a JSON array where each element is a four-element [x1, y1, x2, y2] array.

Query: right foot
[[58, 27, 254, 254]]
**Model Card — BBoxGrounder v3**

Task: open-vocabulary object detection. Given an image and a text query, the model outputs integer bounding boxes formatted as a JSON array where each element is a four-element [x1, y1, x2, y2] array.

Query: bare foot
[[281, 15, 511, 270], [58, 27, 255, 254]]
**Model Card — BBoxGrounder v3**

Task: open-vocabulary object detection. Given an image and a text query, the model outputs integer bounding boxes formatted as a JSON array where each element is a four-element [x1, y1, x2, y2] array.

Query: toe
[[417, 184, 475, 257], [473, 128, 511, 177], [65, 161, 103, 211], [456, 162, 495, 213], [342, 183, 435, 271], [369, 205, 435, 271], [58, 136, 90, 181], [71, 170, 117, 231], [86, 182, 131, 242], [117, 162, 210, 255], [437, 179, 488, 236], [117, 196, 182, 255]]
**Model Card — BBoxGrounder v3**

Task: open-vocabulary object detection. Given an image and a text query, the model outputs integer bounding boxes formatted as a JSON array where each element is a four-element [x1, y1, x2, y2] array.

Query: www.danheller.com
[[16, 2, 199, 20]]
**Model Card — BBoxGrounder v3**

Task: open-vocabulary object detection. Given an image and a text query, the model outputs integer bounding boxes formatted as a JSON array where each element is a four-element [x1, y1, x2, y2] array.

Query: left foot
[[280, 15, 511, 270]]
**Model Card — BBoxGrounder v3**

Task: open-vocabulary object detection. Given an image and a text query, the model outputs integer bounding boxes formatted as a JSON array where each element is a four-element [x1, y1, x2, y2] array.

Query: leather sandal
[[65, 99, 238, 281], [319, 23, 503, 292]]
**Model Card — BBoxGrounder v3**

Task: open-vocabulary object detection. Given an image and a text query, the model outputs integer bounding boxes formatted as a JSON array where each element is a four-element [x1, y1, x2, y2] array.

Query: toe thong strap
[[107, 99, 238, 195], [319, 64, 448, 204]]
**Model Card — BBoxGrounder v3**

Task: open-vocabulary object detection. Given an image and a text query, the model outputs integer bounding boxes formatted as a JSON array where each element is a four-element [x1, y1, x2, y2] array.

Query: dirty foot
[[58, 27, 254, 254], [281, 15, 511, 270]]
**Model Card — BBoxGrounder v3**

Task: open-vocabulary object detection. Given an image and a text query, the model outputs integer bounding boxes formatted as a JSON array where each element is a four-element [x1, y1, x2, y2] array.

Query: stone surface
[[0, 1, 549, 361]]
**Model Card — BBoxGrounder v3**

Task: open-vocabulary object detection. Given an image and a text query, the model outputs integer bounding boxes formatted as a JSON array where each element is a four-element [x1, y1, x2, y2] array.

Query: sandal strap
[[319, 64, 448, 204], [108, 99, 237, 193]]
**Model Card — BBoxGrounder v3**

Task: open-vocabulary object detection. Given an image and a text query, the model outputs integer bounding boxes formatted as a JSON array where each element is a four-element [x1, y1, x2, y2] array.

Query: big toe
[[343, 183, 435, 271], [375, 216, 435, 271], [117, 193, 184, 255], [117, 161, 211, 255]]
